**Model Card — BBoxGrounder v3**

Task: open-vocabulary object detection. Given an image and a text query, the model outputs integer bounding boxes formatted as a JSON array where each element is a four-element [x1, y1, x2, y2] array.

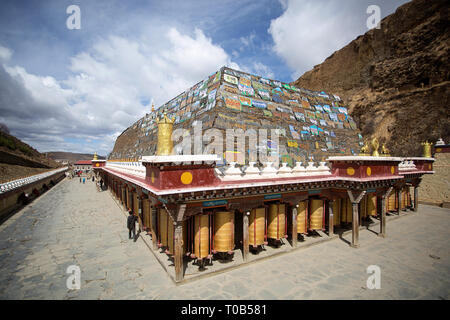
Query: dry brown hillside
[[0, 131, 61, 183], [293, 0, 449, 157]]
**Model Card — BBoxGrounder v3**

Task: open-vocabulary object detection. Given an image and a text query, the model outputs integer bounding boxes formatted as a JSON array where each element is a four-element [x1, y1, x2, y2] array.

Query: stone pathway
[[0, 178, 449, 299]]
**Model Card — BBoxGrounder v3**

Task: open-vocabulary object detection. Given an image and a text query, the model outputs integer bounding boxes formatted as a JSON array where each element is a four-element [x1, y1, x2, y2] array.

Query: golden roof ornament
[[421, 141, 433, 158], [151, 103, 155, 112], [371, 137, 380, 157], [156, 112, 175, 156], [93, 152, 98, 160], [381, 144, 390, 157], [359, 141, 370, 156]]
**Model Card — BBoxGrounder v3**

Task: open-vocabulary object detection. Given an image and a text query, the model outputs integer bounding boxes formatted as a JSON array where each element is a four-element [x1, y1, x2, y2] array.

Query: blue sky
[[0, 0, 409, 156]]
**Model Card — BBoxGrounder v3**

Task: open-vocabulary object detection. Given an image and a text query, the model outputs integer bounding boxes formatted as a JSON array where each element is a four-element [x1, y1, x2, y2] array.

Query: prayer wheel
[[360, 196, 367, 219], [159, 208, 169, 247], [297, 201, 308, 234], [133, 193, 139, 215], [267, 203, 286, 240], [402, 186, 411, 209], [341, 197, 353, 223], [367, 194, 377, 216], [387, 192, 396, 212], [194, 214, 210, 259], [309, 199, 324, 230], [143, 200, 151, 230], [167, 217, 174, 254], [401, 188, 407, 210], [249, 208, 265, 247], [167, 220, 187, 255], [332, 199, 341, 227], [214, 211, 234, 253]]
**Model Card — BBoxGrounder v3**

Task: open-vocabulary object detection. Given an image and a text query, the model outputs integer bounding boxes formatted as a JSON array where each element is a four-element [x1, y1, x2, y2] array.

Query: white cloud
[[269, 0, 409, 80], [251, 62, 275, 79], [0, 27, 239, 155], [0, 46, 12, 62]]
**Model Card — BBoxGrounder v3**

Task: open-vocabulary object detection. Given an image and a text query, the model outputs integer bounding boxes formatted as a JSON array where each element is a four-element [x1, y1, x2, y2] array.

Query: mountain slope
[[293, 0, 449, 156], [0, 131, 61, 183]]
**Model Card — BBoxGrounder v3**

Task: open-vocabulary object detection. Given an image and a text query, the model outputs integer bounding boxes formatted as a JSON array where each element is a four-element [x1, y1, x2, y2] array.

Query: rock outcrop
[[293, 0, 449, 157]]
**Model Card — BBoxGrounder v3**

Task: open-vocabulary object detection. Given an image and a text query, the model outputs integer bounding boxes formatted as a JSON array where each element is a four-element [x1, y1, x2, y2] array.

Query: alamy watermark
[[366, 265, 381, 289], [66, 265, 81, 290], [66, 5, 81, 30], [366, 5, 381, 30]]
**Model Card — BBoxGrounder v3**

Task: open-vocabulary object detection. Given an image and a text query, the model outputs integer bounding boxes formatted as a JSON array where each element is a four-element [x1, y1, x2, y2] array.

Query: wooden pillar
[[328, 200, 334, 236], [243, 212, 249, 262], [379, 195, 387, 238], [174, 222, 184, 282], [150, 206, 158, 250], [397, 188, 402, 214], [414, 186, 419, 212], [351, 203, 359, 248], [379, 187, 391, 238], [347, 190, 366, 249], [292, 208, 298, 248]]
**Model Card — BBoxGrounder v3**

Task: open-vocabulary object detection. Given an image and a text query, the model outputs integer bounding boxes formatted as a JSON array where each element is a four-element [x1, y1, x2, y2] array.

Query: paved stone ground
[[0, 178, 449, 300]]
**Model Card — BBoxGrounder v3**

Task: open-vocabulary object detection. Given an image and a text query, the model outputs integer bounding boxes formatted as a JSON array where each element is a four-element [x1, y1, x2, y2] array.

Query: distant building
[[74, 160, 92, 173]]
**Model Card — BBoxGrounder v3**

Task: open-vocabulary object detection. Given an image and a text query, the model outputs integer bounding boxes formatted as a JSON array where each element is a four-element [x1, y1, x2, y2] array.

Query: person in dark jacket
[[127, 210, 137, 240]]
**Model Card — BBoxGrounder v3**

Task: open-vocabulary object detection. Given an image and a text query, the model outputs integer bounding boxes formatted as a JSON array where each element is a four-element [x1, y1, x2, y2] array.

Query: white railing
[[105, 161, 146, 178], [0, 167, 68, 194], [218, 161, 331, 181]]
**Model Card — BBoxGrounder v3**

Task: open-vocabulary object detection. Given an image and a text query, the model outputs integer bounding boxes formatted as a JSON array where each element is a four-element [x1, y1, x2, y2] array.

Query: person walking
[[127, 210, 137, 240]]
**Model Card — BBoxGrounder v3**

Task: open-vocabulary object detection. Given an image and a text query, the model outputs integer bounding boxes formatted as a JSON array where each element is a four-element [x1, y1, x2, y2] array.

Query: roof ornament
[[156, 112, 175, 156], [380, 144, 390, 157], [359, 141, 370, 156], [371, 138, 380, 157], [421, 141, 433, 158]]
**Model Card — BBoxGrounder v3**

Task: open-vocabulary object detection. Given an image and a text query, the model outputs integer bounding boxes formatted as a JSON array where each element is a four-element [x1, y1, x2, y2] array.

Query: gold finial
[[381, 144, 390, 157], [359, 141, 370, 156], [421, 141, 432, 158], [151, 103, 155, 112], [93, 152, 98, 160], [371, 137, 380, 157], [156, 112, 175, 156]]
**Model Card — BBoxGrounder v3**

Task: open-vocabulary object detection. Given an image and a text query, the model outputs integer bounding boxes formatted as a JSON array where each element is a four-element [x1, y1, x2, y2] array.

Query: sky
[[0, 0, 409, 156]]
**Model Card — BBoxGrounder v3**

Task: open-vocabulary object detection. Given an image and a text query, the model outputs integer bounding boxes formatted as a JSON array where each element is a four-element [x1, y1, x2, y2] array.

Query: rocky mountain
[[293, 0, 449, 157]]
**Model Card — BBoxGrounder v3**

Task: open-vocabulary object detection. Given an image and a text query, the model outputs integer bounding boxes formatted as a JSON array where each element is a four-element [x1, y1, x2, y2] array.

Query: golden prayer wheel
[[332, 199, 341, 227], [157, 114, 174, 156], [159, 208, 169, 247], [341, 197, 353, 223], [360, 196, 367, 220], [143, 200, 151, 230], [166, 220, 187, 255], [267, 203, 286, 240], [249, 208, 266, 247], [194, 214, 210, 259], [309, 199, 324, 230], [167, 217, 174, 254], [133, 192, 139, 215], [367, 194, 377, 216], [387, 192, 396, 212], [401, 188, 407, 210], [214, 211, 234, 253], [297, 201, 308, 234]]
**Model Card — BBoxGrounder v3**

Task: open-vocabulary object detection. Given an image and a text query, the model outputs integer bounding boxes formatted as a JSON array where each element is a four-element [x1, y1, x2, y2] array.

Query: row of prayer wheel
[[155, 191, 412, 260], [386, 187, 412, 212], [158, 209, 236, 260]]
